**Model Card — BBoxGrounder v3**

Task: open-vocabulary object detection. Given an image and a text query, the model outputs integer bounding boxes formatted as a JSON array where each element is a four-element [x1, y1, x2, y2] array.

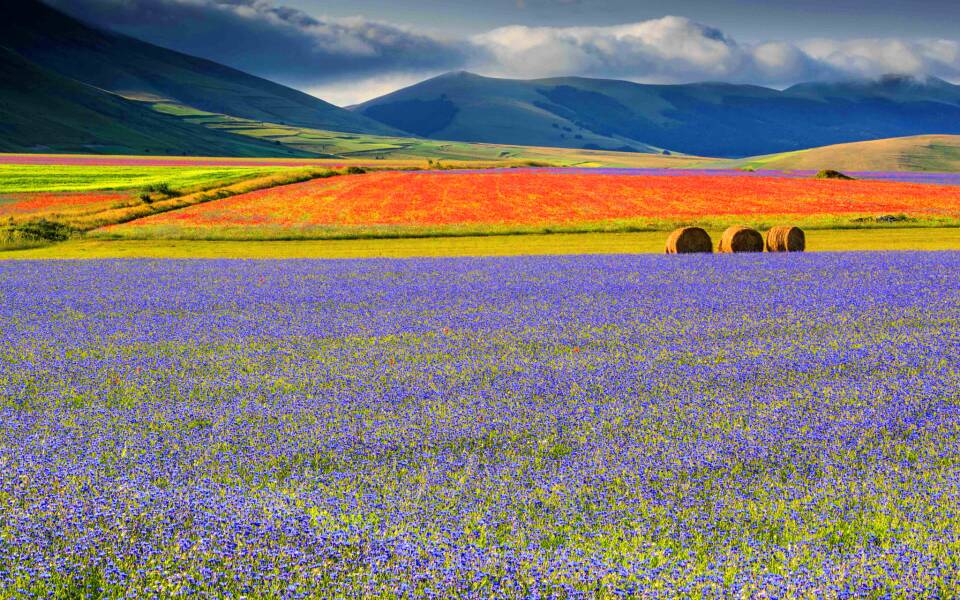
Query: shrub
[[143, 182, 177, 197], [14, 218, 72, 242], [851, 214, 912, 224], [876, 214, 910, 223], [815, 169, 855, 180]]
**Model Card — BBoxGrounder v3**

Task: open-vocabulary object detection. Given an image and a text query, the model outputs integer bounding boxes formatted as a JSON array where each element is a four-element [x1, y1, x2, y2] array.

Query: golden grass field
[[727, 135, 960, 172]]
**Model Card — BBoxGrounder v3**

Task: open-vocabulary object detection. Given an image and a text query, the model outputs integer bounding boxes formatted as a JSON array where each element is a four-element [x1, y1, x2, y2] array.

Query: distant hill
[[730, 135, 960, 172], [0, 47, 309, 156], [4, 0, 398, 136], [355, 72, 960, 158]]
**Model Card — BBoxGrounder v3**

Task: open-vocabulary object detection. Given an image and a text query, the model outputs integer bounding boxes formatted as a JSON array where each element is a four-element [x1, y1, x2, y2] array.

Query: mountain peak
[[875, 73, 952, 88], [434, 70, 487, 81]]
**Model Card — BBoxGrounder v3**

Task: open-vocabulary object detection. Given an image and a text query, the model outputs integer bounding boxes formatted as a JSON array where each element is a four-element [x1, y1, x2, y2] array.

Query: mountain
[[730, 135, 960, 172], [0, 46, 310, 156], [4, 0, 398, 136], [354, 72, 665, 153], [354, 71, 960, 158]]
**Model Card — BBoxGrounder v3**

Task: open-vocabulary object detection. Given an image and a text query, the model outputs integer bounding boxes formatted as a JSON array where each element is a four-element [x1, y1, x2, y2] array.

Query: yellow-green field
[[0, 163, 290, 193], [5, 227, 960, 259]]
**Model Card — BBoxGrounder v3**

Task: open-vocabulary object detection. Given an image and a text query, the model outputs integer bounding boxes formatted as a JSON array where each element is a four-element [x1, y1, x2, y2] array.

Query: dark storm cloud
[[42, 0, 960, 104], [45, 0, 469, 85]]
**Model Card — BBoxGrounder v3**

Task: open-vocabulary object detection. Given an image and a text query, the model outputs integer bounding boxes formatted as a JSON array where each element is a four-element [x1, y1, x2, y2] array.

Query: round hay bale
[[765, 226, 806, 252], [665, 227, 713, 254], [718, 226, 764, 253]]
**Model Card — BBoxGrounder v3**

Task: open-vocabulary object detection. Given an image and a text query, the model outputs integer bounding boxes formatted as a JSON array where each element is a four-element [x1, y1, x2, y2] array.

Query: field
[[7, 228, 960, 259], [3, 254, 960, 596], [0, 162, 295, 228], [0, 163, 291, 193], [0, 192, 134, 219], [97, 169, 960, 240], [2, 153, 960, 255], [0, 164, 369, 249]]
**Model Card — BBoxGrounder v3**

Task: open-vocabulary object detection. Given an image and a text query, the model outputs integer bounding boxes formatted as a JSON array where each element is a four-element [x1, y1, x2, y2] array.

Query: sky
[[48, 0, 960, 106]]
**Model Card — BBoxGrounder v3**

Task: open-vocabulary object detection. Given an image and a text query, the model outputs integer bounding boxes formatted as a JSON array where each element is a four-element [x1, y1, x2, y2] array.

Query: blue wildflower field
[[2, 253, 959, 597]]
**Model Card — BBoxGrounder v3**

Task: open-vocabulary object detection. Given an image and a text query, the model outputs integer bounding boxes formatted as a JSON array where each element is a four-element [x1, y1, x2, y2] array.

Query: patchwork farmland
[[91, 168, 960, 241]]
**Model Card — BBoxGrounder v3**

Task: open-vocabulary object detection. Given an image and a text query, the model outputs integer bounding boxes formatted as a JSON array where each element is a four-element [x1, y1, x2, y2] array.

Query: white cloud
[[473, 17, 744, 80], [471, 17, 960, 86], [799, 38, 960, 80]]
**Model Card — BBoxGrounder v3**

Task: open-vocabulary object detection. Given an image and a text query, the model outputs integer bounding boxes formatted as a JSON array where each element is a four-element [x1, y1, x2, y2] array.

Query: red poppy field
[[1, 192, 134, 219], [98, 170, 960, 239]]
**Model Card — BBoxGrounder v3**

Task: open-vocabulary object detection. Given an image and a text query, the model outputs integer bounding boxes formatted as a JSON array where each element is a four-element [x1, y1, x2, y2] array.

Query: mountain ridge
[[355, 71, 960, 157], [4, 0, 400, 136]]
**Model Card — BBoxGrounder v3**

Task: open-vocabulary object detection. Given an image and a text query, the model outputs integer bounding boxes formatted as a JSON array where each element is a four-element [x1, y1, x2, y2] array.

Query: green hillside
[[148, 102, 711, 166], [5, 0, 399, 136], [0, 47, 309, 157]]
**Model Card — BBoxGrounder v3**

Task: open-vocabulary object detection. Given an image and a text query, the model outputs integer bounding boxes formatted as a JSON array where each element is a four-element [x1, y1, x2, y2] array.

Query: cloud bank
[[47, 0, 960, 104], [474, 18, 960, 85]]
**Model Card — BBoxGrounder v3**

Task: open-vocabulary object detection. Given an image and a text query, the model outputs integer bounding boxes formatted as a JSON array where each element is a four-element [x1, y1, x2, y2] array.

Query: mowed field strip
[[6, 228, 960, 259]]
